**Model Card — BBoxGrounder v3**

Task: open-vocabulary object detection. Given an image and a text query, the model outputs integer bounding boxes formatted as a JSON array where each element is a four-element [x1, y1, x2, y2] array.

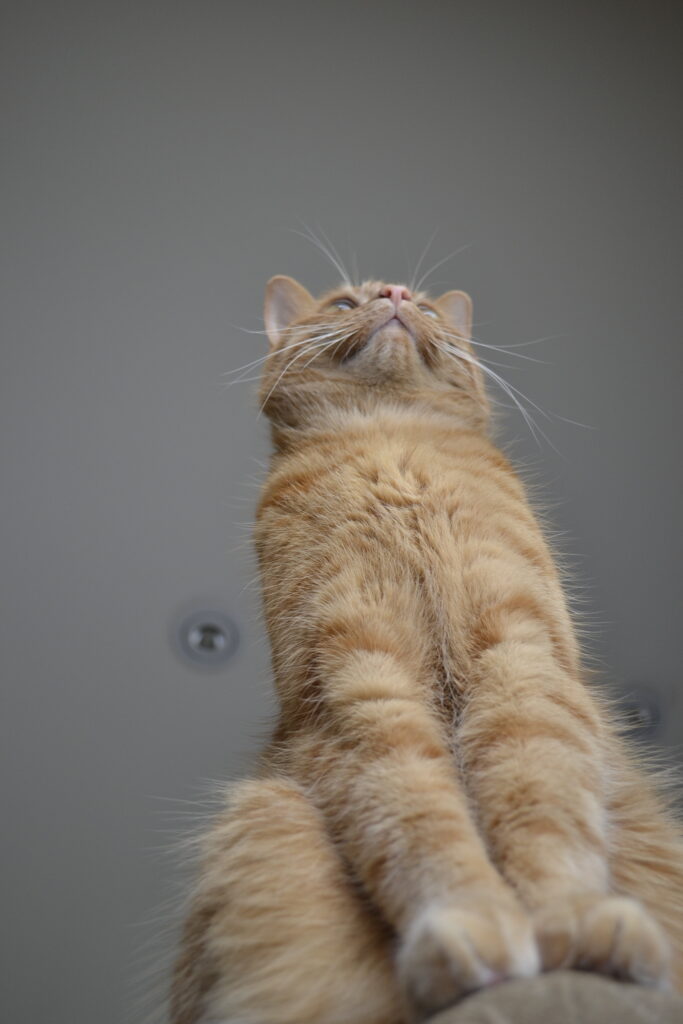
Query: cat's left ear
[[435, 290, 472, 340], [264, 276, 315, 346]]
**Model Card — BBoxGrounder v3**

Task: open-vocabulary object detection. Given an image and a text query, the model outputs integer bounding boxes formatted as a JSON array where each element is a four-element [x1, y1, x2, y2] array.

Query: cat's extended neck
[[269, 394, 490, 457]]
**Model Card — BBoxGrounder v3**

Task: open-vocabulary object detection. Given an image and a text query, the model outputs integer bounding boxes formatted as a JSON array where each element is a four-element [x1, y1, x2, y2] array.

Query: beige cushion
[[431, 971, 683, 1023]]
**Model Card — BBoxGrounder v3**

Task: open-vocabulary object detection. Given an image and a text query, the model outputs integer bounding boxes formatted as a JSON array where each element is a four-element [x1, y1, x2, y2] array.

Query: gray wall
[[2, 3, 681, 1022]]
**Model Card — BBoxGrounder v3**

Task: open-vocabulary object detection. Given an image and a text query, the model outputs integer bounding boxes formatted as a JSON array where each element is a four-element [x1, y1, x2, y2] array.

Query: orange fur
[[171, 277, 683, 1023]]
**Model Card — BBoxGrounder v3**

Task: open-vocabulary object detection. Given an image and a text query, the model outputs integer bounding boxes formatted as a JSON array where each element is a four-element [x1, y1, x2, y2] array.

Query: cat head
[[260, 276, 490, 435]]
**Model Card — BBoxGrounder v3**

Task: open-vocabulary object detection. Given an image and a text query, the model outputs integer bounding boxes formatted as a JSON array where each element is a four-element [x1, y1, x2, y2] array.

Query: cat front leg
[[458, 641, 671, 989], [294, 638, 539, 1020]]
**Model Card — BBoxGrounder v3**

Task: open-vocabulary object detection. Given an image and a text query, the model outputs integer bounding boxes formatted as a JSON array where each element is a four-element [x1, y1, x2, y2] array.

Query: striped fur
[[171, 278, 683, 1024]]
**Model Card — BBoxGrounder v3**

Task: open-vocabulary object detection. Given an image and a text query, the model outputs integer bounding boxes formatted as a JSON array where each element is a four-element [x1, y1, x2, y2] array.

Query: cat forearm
[[289, 663, 509, 932], [459, 642, 610, 900]]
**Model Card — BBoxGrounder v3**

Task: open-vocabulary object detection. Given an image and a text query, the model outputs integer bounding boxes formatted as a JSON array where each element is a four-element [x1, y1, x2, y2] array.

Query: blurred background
[[2, 2, 682, 1021]]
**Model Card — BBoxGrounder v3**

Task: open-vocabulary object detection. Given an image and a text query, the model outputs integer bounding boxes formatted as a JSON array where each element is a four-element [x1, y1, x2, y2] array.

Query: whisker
[[467, 338, 548, 364], [220, 373, 264, 387], [290, 223, 352, 285], [220, 337, 313, 381], [434, 339, 561, 454], [410, 227, 439, 293], [349, 248, 360, 288], [301, 335, 347, 369], [439, 328, 548, 364], [316, 223, 354, 286], [258, 344, 319, 414], [231, 322, 322, 338], [479, 334, 564, 350], [222, 324, 351, 385], [553, 413, 596, 430], [442, 338, 553, 422], [414, 243, 472, 293], [257, 330, 349, 415], [224, 339, 333, 393]]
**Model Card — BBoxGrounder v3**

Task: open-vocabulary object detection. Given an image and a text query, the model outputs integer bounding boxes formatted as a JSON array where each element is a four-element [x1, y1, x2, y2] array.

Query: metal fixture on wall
[[174, 610, 240, 669]]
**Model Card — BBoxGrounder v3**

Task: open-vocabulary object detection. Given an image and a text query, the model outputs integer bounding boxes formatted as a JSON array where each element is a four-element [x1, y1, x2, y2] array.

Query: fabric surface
[[431, 971, 683, 1023]]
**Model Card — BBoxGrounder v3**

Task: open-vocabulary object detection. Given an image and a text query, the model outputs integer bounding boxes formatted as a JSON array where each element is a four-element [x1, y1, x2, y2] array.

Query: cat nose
[[379, 285, 412, 310]]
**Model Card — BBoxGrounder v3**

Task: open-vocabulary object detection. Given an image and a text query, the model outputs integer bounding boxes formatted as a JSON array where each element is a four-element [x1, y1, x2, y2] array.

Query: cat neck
[[269, 397, 491, 456]]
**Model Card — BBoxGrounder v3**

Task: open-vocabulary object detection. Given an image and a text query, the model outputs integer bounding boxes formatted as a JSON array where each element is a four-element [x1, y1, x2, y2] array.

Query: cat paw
[[397, 898, 540, 1021], [533, 894, 670, 987]]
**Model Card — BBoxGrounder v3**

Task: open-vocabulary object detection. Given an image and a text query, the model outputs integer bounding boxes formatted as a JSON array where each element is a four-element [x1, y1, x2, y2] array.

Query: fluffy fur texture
[[171, 276, 683, 1024]]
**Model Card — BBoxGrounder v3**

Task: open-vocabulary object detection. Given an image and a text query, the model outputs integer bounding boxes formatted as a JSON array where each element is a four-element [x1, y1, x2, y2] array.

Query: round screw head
[[188, 623, 228, 654], [175, 610, 239, 668]]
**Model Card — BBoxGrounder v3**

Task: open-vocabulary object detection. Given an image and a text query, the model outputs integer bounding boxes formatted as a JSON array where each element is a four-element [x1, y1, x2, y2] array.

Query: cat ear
[[264, 276, 314, 346], [435, 290, 472, 339]]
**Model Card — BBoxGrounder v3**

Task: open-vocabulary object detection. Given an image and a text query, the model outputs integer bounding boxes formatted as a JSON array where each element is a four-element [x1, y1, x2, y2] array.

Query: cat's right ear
[[264, 276, 314, 347]]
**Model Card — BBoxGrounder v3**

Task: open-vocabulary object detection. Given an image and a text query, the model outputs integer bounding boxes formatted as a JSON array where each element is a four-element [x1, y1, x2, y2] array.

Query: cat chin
[[372, 316, 413, 337], [365, 318, 417, 355], [360, 332, 422, 381]]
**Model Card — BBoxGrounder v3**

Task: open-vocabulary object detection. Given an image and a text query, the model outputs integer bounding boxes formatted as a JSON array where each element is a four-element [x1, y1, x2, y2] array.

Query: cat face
[[260, 276, 490, 431]]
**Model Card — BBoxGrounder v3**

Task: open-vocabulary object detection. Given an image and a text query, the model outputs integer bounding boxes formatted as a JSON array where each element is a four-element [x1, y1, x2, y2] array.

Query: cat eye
[[418, 305, 439, 319], [330, 298, 356, 311]]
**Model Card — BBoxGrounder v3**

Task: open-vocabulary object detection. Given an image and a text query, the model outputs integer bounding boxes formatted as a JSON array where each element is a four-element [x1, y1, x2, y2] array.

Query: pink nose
[[379, 285, 412, 310]]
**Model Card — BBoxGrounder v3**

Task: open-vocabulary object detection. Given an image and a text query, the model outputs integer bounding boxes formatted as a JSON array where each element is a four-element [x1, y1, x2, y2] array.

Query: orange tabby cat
[[171, 276, 683, 1024]]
